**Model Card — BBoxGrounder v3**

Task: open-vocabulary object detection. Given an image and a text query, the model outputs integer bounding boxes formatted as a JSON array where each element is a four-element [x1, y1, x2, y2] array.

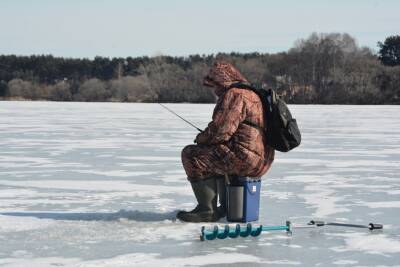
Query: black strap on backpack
[[229, 82, 301, 152]]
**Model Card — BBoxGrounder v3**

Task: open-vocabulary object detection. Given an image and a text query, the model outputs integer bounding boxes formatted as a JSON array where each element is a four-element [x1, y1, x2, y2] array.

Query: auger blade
[[228, 224, 241, 238], [250, 225, 263, 237], [200, 222, 291, 241], [217, 225, 230, 239], [239, 223, 252, 237]]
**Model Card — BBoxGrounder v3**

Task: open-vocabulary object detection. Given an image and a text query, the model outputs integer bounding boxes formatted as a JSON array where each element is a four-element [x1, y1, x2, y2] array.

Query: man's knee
[[181, 144, 197, 161]]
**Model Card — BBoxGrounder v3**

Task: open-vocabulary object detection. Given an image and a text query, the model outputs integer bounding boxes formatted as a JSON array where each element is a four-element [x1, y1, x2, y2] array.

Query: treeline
[[1, 33, 399, 104]]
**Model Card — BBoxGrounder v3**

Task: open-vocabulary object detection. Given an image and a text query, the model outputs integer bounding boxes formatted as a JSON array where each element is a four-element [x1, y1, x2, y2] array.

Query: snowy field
[[0, 101, 399, 267]]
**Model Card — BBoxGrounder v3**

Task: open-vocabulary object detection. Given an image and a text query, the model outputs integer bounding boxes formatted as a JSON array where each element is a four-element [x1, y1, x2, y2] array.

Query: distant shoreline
[[1, 98, 398, 105], [1, 33, 399, 105], [0, 97, 213, 104]]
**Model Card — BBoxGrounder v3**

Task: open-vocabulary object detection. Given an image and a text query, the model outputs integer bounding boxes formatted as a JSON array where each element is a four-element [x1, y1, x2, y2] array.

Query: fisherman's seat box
[[226, 176, 261, 222]]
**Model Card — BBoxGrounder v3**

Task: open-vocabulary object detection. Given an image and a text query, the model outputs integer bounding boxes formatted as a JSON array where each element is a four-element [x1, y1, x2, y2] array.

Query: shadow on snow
[[1, 209, 179, 222]]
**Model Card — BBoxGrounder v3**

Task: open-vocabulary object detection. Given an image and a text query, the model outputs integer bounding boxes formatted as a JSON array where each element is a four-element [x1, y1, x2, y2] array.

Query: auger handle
[[369, 223, 383, 230], [308, 220, 383, 230], [308, 220, 325, 226]]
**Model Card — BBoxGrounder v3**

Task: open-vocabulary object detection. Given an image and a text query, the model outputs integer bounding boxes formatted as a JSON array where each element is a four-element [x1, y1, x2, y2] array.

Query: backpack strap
[[242, 120, 264, 132], [229, 82, 254, 90], [230, 82, 268, 133]]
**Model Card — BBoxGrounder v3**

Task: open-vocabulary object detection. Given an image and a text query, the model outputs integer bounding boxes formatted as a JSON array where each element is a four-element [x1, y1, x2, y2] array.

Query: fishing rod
[[200, 220, 383, 241], [145, 84, 202, 132], [157, 103, 202, 132]]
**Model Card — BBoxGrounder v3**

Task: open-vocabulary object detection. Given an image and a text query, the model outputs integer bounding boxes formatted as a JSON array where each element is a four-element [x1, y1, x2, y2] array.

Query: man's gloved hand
[[194, 131, 204, 144], [194, 133, 200, 144]]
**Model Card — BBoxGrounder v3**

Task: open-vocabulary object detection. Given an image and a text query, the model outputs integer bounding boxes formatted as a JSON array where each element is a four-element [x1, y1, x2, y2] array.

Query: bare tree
[[74, 78, 109, 101], [49, 81, 72, 101], [110, 75, 153, 102]]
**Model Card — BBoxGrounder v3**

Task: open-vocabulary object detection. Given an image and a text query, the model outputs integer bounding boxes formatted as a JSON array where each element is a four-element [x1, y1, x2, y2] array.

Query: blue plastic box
[[226, 176, 261, 222]]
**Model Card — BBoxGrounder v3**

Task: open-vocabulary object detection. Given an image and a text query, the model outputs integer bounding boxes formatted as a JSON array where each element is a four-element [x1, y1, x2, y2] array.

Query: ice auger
[[200, 220, 383, 241]]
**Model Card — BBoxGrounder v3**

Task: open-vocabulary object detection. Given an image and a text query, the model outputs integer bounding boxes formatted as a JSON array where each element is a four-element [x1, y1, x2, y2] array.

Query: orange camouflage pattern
[[182, 62, 275, 181]]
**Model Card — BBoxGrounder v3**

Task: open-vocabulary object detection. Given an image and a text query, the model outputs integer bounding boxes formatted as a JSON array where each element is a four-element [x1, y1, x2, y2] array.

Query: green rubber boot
[[177, 178, 219, 222]]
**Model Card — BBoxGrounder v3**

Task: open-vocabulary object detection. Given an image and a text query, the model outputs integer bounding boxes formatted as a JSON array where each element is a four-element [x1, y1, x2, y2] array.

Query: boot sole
[[177, 213, 220, 223]]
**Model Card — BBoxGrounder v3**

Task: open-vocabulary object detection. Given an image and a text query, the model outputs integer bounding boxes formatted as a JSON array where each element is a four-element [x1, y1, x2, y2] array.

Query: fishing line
[[157, 103, 202, 132]]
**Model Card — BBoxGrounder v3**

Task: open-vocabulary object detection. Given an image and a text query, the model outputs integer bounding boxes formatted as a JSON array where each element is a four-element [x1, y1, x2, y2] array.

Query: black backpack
[[230, 82, 301, 152]]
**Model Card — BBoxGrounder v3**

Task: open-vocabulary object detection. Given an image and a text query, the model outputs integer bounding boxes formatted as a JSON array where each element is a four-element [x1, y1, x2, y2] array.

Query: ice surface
[[329, 232, 400, 255], [0, 102, 399, 266], [0, 252, 266, 267]]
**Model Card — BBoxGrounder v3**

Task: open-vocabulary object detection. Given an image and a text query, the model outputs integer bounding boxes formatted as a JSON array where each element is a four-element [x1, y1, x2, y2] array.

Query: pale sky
[[0, 0, 399, 58]]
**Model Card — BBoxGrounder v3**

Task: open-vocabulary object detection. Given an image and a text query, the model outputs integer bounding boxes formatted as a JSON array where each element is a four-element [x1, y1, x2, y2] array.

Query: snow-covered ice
[[0, 102, 399, 266]]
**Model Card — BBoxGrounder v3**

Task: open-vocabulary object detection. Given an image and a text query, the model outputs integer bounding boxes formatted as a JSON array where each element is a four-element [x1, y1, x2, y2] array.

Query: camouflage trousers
[[181, 144, 273, 182]]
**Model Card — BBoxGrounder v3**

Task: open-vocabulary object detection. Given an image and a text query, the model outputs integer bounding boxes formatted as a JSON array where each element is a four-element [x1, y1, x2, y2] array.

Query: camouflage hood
[[203, 62, 248, 96]]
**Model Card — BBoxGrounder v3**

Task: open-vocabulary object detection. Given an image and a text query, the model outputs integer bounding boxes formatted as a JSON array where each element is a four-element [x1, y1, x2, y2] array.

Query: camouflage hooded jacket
[[195, 62, 275, 177]]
